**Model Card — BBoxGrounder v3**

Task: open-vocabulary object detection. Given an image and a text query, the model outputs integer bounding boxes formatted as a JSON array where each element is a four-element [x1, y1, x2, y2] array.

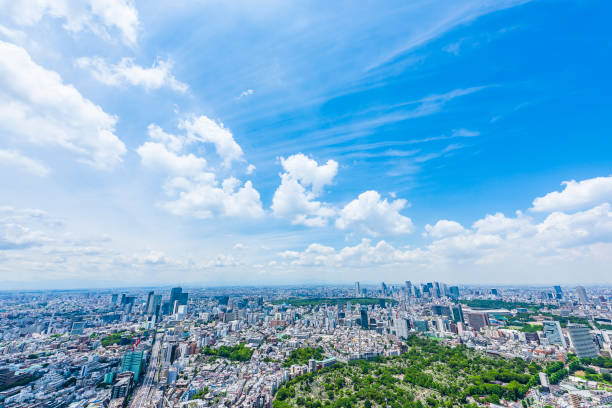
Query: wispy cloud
[[0, 149, 49, 177]]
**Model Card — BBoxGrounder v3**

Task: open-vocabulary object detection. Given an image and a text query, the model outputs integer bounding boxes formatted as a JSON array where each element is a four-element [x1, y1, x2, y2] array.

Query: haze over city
[[1, 0, 611, 289]]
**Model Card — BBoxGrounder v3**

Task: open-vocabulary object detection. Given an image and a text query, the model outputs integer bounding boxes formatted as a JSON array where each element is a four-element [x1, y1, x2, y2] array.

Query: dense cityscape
[[1, 283, 611, 408], [2, 1, 612, 408]]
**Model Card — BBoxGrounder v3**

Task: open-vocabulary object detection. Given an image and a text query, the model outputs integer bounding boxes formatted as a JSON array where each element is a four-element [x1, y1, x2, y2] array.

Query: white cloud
[[138, 121, 263, 219], [0, 149, 49, 176], [531, 176, 612, 213], [246, 164, 256, 175], [238, 89, 254, 99], [137, 142, 206, 178], [336, 191, 414, 236], [280, 153, 338, 194], [0, 41, 126, 170], [424, 219, 465, 238], [278, 184, 612, 276], [0, 0, 139, 45], [271, 154, 338, 226], [76, 57, 188, 92], [179, 116, 244, 167], [162, 178, 264, 219], [0, 24, 25, 42]]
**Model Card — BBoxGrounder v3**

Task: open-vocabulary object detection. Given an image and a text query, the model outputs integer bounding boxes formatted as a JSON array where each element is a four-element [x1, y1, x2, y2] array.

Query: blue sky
[[1, 0, 611, 288]]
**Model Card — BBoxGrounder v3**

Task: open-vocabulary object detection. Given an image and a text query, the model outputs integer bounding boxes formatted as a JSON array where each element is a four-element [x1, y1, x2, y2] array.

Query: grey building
[[567, 325, 598, 358]]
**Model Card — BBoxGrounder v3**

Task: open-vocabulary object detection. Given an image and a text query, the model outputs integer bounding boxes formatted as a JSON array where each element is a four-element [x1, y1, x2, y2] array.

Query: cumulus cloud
[[76, 57, 187, 92], [179, 116, 244, 167], [271, 154, 338, 226], [138, 120, 263, 219], [137, 142, 206, 178], [336, 191, 414, 236], [0, 149, 49, 176], [424, 219, 465, 238], [0, 41, 126, 170], [0, 0, 139, 45], [279, 191, 612, 272], [532, 176, 612, 212]]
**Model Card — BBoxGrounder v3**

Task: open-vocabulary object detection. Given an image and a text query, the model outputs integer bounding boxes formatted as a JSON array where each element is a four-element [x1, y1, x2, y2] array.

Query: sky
[[0, 0, 611, 289]]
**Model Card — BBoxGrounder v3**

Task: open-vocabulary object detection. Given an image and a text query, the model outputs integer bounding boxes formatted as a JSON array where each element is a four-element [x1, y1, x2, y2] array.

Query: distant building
[[394, 317, 410, 339], [405, 281, 412, 296], [524, 332, 540, 344], [431, 305, 451, 318], [451, 305, 464, 323], [359, 308, 368, 330], [567, 325, 598, 358], [554, 285, 563, 299], [354, 282, 360, 298], [145, 291, 154, 314], [467, 312, 489, 331], [448, 286, 460, 299], [120, 350, 144, 382], [111, 372, 134, 399], [575, 286, 588, 304], [147, 294, 162, 315], [539, 372, 550, 392], [71, 321, 85, 336], [570, 393, 581, 408], [543, 321, 566, 348], [414, 320, 429, 332]]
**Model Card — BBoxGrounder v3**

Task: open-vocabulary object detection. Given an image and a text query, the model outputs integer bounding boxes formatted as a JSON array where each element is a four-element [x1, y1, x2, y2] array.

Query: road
[[129, 337, 162, 408]]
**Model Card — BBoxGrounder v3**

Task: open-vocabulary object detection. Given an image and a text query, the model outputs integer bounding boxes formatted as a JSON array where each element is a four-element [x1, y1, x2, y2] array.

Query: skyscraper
[[354, 282, 360, 298], [448, 286, 460, 299], [542, 321, 566, 347], [145, 291, 154, 314], [405, 280, 412, 296], [575, 286, 588, 304], [567, 325, 598, 358], [360, 308, 368, 330], [553, 285, 563, 299], [170, 287, 183, 307], [148, 294, 162, 315]]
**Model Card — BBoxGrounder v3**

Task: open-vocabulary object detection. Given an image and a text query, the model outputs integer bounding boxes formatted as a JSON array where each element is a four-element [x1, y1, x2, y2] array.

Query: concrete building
[[567, 325, 598, 358]]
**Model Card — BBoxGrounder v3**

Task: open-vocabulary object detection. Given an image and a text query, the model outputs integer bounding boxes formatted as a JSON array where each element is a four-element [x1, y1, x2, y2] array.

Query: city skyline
[[2, 0, 612, 289]]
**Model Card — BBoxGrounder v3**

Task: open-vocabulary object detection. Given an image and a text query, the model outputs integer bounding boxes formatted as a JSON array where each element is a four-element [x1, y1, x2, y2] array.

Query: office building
[[542, 321, 566, 347], [147, 294, 162, 315], [431, 305, 451, 318], [567, 325, 598, 358], [111, 372, 134, 399], [354, 282, 360, 297], [451, 305, 464, 323], [394, 317, 410, 339], [448, 286, 460, 299], [145, 291, 154, 313], [575, 286, 588, 304], [554, 285, 563, 299], [120, 350, 144, 382], [467, 312, 490, 331], [71, 321, 85, 336], [359, 308, 368, 330]]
